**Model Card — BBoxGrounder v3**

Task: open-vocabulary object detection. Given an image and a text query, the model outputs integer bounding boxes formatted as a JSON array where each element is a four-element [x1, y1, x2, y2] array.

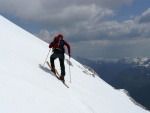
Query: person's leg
[[59, 58, 65, 76], [50, 53, 57, 74], [58, 53, 65, 82]]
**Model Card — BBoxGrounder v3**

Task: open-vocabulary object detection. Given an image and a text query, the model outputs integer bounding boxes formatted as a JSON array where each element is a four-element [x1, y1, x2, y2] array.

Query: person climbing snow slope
[[49, 34, 71, 82]]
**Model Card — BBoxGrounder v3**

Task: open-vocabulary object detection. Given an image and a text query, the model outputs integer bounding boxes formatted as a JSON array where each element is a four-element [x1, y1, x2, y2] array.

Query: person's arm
[[64, 41, 71, 56], [49, 42, 53, 48]]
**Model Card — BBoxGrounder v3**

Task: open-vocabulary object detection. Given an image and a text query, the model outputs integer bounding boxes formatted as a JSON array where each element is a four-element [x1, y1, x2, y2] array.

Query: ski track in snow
[[68, 90, 94, 113]]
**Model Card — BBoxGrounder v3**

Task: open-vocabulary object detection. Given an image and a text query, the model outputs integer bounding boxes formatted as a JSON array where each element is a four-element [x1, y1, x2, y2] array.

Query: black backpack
[[53, 39, 65, 53], [59, 39, 65, 53]]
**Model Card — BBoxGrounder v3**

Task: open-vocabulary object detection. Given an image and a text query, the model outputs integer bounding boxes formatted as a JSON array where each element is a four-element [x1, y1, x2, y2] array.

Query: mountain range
[[76, 56, 150, 110]]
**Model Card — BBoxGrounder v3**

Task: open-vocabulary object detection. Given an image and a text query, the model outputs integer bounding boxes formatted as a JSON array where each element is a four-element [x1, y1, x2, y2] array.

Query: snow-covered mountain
[[97, 57, 150, 67], [78, 57, 150, 67], [0, 15, 149, 113], [76, 56, 150, 80], [77, 56, 150, 110]]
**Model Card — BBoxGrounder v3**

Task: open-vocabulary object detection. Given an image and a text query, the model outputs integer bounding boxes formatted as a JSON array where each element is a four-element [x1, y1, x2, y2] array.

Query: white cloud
[[71, 38, 150, 58], [2, 0, 150, 58], [0, 0, 135, 41], [35, 29, 52, 43], [0, 0, 130, 23], [137, 8, 150, 23]]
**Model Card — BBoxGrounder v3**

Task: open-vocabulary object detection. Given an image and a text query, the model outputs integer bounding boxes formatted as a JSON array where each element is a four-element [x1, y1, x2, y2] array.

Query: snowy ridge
[[92, 57, 150, 67], [0, 15, 149, 113], [119, 89, 148, 110]]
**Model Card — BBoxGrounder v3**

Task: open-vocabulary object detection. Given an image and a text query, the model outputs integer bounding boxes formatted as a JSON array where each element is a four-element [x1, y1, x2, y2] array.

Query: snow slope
[[0, 15, 149, 113]]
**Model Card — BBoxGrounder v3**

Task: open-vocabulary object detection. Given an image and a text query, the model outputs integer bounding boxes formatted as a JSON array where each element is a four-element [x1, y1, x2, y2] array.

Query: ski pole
[[43, 49, 51, 67], [69, 57, 72, 83]]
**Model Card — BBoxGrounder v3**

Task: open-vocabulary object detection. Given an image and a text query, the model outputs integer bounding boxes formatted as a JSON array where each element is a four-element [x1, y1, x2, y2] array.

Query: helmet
[[58, 34, 63, 38]]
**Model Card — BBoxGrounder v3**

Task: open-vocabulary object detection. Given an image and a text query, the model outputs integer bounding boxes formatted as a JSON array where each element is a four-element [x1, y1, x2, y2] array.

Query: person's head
[[54, 36, 59, 42], [58, 34, 63, 39]]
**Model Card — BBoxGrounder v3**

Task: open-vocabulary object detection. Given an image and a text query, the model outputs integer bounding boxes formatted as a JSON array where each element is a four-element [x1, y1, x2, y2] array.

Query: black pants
[[50, 52, 65, 76]]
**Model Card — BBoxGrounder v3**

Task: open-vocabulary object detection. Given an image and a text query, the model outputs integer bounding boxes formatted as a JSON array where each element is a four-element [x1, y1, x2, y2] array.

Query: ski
[[46, 61, 69, 88], [56, 76, 69, 88]]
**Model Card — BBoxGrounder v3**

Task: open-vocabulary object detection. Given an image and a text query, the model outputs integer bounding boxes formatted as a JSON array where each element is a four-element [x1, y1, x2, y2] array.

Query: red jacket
[[49, 40, 71, 55]]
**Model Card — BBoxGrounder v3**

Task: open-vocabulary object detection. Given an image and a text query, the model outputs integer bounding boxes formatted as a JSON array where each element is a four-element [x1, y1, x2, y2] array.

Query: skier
[[49, 34, 71, 82]]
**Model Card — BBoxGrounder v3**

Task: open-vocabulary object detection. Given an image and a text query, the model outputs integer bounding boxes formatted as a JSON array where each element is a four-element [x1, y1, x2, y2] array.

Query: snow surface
[[0, 15, 149, 113]]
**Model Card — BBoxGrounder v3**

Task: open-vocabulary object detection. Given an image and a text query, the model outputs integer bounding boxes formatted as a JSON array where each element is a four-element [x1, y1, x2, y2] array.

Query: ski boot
[[51, 68, 56, 75], [59, 75, 65, 83]]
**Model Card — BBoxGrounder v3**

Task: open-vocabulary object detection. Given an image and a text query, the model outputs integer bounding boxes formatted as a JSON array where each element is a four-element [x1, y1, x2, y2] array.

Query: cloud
[[35, 11, 150, 44], [57, 20, 144, 42], [2, 0, 150, 58], [71, 38, 150, 58], [35, 30, 51, 43], [32, 4, 150, 45], [133, 8, 150, 38], [137, 8, 150, 23], [0, 0, 131, 23], [0, 0, 135, 41], [35, 29, 61, 43]]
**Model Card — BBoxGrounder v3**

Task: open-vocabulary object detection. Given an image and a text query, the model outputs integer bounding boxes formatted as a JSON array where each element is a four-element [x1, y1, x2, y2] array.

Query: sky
[[0, 0, 150, 59]]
